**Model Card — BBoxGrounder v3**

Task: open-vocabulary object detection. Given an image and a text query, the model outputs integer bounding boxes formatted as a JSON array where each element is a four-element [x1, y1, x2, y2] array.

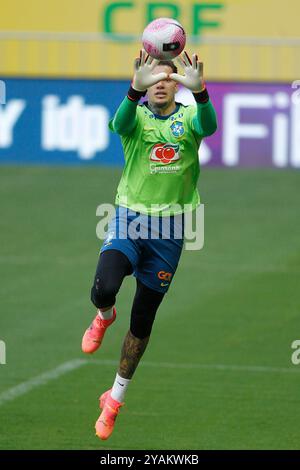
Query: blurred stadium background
[[1, 0, 300, 450]]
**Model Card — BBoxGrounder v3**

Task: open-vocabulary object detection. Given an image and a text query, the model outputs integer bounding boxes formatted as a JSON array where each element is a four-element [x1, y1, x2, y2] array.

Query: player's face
[[147, 65, 178, 108]]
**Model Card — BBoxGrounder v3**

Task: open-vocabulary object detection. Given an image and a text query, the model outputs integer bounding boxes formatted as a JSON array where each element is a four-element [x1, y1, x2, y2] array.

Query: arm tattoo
[[118, 330, 150, 379]]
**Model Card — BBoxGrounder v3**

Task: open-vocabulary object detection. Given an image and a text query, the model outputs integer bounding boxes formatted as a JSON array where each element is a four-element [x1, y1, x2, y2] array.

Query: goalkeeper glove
[[170, 51, 205, 93], [132, 49, 168, 92]]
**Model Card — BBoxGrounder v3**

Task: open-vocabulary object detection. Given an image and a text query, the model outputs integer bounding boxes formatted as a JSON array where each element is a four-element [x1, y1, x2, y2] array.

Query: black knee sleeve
[[91, 277, 119, 309], [130, 279, 164, 339], [91, 249, 133, 309]]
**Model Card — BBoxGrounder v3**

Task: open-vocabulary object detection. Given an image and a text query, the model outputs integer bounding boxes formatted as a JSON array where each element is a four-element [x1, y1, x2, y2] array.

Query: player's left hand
[[170, 51, 205, 93]]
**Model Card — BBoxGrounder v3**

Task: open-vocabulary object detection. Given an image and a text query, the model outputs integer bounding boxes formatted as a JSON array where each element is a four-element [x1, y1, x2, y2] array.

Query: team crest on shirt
[[170, 120, 185, 138]]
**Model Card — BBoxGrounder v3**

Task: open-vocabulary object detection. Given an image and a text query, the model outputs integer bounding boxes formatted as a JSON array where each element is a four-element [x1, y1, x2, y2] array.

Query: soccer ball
[[142, 18, 186, 60]]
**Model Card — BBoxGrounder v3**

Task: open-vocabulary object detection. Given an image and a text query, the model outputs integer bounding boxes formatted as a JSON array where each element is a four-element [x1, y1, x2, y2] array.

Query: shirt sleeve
[[109, 97, 140, 136], [192, 99, 218, 137]]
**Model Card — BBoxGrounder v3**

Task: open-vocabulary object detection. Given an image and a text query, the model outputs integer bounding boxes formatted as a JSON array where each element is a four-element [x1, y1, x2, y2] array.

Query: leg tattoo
[[118, 330, 150, 379]]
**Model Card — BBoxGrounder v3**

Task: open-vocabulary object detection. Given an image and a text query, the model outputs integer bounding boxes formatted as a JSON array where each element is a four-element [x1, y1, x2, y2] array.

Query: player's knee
[[90, 277, 119, 309]]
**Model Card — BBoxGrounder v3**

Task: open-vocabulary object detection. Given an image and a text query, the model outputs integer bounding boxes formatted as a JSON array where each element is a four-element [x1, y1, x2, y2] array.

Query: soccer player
[[81, 50, 217, 440]]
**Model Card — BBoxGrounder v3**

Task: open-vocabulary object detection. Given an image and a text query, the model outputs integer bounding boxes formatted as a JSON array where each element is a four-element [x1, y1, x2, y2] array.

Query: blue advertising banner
[[0, 78, 299, 167], [0, 78, 129, 165]]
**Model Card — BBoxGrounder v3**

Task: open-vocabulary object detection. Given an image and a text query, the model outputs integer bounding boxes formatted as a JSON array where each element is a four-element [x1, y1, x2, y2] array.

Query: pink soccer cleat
[[81, 308, 116, 354], [95, 389, 124, 440]]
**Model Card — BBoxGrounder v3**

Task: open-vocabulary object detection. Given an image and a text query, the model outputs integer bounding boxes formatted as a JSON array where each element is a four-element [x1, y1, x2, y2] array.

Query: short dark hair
[[157, 60, 177, 73]]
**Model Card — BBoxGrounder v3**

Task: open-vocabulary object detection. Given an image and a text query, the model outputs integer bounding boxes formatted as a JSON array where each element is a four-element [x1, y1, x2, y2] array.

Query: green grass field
[[0, 166, 300, 450]]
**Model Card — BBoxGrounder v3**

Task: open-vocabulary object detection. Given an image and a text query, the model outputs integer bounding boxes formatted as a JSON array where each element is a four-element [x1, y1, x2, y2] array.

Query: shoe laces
[[105, 397, 124, 415], [94, 315, 106, 329]]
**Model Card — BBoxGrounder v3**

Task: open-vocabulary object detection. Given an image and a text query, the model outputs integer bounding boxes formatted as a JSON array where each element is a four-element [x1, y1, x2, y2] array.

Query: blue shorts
[[100, 206, 184, 293]]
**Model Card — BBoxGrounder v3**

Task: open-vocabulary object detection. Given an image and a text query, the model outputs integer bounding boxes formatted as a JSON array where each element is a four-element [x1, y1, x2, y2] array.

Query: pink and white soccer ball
[[142, 18, 186, 60]]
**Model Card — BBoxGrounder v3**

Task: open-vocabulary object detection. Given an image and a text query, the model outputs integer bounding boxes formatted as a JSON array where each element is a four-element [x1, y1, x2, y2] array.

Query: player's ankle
[[98, 307, 114, 320], [110, 373, 131, 402]]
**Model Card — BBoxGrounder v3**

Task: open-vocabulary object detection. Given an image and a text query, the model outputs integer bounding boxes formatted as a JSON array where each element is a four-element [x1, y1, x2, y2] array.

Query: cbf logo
[[150, 143, 180, 165], [170, 120, 184, 138]]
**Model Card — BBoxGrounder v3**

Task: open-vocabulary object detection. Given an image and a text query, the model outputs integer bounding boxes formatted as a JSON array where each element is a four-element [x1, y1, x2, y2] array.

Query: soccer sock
[[110, 373, 131, 403], [98, 307, 114, 320]]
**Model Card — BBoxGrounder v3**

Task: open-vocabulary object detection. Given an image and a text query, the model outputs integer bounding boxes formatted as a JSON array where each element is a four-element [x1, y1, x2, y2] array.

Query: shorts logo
[[150, 143, 180, 165], [157, 271, 173, 282], [170, 120, 184, 137]]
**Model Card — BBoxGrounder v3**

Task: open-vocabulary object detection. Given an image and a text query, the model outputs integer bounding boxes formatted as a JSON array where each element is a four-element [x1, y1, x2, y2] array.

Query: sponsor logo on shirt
[[150, 143, 180, 164], [150, 143, 181, 174]]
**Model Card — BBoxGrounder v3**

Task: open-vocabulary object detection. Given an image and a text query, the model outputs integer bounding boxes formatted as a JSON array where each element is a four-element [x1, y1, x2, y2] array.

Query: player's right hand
[[132, 49, 168, 92]]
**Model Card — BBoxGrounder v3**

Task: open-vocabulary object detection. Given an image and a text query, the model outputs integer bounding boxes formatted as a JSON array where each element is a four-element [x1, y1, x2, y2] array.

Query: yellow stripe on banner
[[0, 38, 299, 82]]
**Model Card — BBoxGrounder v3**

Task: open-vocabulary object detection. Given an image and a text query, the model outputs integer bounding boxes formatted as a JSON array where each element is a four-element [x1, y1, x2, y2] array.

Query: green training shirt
[[109, 97, 217, 216]]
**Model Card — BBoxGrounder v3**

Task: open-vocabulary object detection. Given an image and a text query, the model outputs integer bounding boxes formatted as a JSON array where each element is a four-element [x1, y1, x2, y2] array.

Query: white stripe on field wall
[[0, 359, 88, 407], [1, 358, 299, 408]]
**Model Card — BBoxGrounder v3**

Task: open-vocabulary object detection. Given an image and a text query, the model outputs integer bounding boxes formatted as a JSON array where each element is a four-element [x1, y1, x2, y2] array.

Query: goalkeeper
[[81, 50, 217, 440]]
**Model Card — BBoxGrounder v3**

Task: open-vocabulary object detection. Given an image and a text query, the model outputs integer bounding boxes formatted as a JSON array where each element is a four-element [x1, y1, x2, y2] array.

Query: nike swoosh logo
[[161, 282, 169, 287], [117, 382, 124, 387]]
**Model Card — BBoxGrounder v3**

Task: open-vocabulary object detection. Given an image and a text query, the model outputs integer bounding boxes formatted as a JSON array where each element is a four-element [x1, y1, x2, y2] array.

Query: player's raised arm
[[170, 51, 217, 137], [111, 50, 168, 136]]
